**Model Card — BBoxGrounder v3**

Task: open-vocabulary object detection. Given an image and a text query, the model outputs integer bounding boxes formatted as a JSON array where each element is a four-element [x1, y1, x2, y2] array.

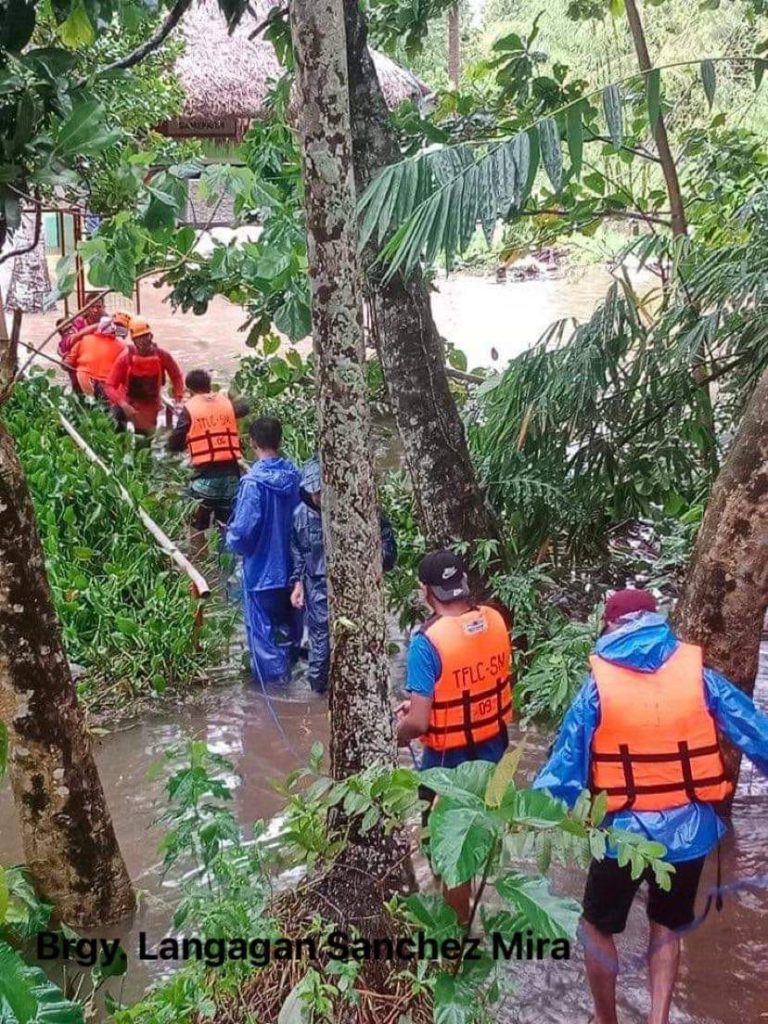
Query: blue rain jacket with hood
[[290, 457, 396, 693], [226, 456, 301, 683], [534, 612, 768, 862]]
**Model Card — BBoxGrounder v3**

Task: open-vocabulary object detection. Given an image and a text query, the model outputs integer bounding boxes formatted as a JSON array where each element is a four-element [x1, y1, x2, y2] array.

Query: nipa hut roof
[[173, 0, 430, 128]]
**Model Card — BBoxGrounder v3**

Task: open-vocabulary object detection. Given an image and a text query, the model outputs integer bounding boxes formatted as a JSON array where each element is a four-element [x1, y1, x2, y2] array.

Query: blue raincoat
[[289, 457, 396, 694], [226, 456, 301, 684], [534, 612, 768, 862]]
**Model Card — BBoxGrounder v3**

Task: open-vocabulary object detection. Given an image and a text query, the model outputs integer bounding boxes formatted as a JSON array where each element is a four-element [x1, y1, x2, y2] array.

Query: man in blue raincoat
[[289, 456, 397, 695], [534, 589, 768, 1024], [226, 417, 301, 685]]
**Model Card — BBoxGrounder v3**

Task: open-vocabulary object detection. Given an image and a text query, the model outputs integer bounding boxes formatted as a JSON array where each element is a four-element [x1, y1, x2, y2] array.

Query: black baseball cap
[[418, 550, 470, 602]]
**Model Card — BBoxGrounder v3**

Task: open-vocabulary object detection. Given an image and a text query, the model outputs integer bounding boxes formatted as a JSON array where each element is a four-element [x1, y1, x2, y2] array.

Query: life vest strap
[[591, 741, 721, 764], [188, 428, 241, 461], [600, 774, 728, 797], [427, 697, 513, 735], [431, 675, 509, 710]]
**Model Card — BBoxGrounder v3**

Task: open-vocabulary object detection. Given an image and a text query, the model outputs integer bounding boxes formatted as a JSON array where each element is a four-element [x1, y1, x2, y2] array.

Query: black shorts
[[583, 854, 706, 934]]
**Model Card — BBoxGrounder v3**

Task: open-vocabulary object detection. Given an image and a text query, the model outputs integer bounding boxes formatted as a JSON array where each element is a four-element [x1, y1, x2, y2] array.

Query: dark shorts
[[583, 854, 706, 934]]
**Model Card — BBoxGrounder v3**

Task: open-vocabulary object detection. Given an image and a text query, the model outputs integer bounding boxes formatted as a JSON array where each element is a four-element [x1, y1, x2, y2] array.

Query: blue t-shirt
[[406, 631, 508, 770]]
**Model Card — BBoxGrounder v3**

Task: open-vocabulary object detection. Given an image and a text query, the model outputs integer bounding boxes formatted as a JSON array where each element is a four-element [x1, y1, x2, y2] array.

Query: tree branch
[[98, 0, 194, 75], [248, 4, 288, 40]]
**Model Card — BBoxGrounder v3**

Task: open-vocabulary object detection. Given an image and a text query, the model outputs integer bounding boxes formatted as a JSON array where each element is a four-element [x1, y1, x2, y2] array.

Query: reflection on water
[[0, 652, 766, 1020]]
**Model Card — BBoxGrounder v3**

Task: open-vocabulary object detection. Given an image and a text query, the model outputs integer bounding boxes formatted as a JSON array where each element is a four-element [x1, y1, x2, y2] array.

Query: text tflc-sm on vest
[[186, 393, 242, 467], [590, 642, 732, 812], [422, 604, 513, 752]]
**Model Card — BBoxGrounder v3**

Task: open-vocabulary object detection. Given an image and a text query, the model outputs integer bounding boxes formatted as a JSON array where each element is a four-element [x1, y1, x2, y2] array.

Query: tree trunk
[[0, 418, 135, 927], [343, 0, 506, 596], [624, 0, 687, 237], [673, 366, 768, 784], [448, 4, 461, 88]]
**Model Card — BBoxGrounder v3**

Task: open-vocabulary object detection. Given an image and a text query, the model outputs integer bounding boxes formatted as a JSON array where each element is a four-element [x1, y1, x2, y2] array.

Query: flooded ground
[[17, 263, 649, 379], [0, 653, 766, 1022]]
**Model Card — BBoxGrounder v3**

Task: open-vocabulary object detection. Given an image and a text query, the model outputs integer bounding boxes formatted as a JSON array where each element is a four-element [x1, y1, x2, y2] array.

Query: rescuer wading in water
[[396, 549, 513, 923], [535, 589, 768, 1024]]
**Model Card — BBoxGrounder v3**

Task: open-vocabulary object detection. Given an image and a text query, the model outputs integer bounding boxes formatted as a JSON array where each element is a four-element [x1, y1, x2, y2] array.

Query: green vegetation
[[7, 374, 230, 713]]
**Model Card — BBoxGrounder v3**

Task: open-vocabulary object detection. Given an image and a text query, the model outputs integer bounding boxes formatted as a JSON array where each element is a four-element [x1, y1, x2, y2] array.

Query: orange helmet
[[113, 311, 132, 329], [129, 318, 152, 339]]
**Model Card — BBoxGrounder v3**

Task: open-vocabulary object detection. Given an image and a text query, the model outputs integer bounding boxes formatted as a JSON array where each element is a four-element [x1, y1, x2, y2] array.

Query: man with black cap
[[396, 549, 513, 921], [534, 588, 768, 1024]]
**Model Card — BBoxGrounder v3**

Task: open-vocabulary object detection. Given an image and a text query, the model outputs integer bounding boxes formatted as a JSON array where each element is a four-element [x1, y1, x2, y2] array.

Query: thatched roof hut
[[163, 0, 430, 139]]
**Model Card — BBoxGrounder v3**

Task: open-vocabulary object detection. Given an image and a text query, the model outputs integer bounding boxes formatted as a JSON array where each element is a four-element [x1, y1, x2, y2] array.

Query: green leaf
[[420, 760, 494, 804], [499, 787, 567, 828], [0, 940, 85, 1024], [0, 0, 36, 53], [590, 790, 608, 827], [755, 59, 768, 90], [485, 739, 526, 808], [277, 981, 310, 1024], [403, 893, 461, 942], [54, 100, 117, 157], [496, 874, 581, 940], [57, 0, 95, 48], [700, 60, 716, 110], [539, 117, 562, 193], [428, 799, 499, 887], [566, 104, 583, 180], [602, 83, 623, 149], [0, 869, 8, 924], [646, 68, 661, 132]]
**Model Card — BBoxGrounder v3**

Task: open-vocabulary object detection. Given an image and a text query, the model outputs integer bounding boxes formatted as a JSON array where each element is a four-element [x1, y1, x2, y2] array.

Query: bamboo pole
[[54, 409, 211, 597]]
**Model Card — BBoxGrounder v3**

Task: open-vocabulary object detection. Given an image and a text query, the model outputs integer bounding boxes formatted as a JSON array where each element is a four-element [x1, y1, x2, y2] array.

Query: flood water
[[1, 651, 766, 1022]]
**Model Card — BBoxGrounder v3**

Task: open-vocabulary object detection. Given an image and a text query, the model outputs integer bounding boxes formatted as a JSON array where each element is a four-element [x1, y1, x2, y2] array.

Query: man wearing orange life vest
[[63, 316, 125, 397], [534, 589, 768, 1024], [104, 319, 184, 435], [396, 549, 513, 921], [167, 369, 249, 552]]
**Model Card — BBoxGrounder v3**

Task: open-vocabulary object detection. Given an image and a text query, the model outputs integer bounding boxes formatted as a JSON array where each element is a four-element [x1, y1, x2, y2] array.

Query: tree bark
[[343, 0, 506, 596], [624, 0, 687, 237], [448, 3, 461, 88], [291, 0, 413, 907], [673, 366, 768, 783], [0, 419, 135, 927]]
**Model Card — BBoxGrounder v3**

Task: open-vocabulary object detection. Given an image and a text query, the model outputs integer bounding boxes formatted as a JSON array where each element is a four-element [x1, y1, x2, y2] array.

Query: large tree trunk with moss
[[673, 366, 768, 784], [343, 0, 505, 595], [291, 0, 411, 906], [0, 418, 135, 927]]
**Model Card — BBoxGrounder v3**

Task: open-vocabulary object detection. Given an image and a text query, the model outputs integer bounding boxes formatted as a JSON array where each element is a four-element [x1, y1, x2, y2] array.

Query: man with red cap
[[534, 589, 768, 1024]]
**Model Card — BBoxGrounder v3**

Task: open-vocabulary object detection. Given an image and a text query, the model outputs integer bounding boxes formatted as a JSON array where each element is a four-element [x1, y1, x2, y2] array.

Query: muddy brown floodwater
[[0, 650, 766, 1022]]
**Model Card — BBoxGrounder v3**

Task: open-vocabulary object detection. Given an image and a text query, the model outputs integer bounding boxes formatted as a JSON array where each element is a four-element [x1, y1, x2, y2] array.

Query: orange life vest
[[421, 605, 513, 752], [590, 643, 732, 812], [185, 393, 242, 467], [126, 348, 164, 402]]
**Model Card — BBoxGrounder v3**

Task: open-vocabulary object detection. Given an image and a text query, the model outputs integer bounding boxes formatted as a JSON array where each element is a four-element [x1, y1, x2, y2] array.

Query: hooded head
[[596, 590, 677, 673], [97, 316, 116, 337], [603, 588, 658, 631], [301, 456, 322, 507]]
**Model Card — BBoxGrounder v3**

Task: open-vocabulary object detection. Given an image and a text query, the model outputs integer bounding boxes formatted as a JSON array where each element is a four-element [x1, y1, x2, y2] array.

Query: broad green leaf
[[646, 68, 661, 132], [521, 127, 539, 205], [420, 760, 494, 803], [496, 873, 581, 940], [54, 100, 114, 157], [499, 787, 567, 828], [566, 104, 583, 179], [609, 0, 625, 13], [428, 799, 499, 886], [57, 0, 95, 48], [602, 83, 623, 149], [277, 981, 310, 1024], [0, 940, 85, 1024], [403, 893, 461, 942], [755, 59, 768, 90], [590, 790, 608, 827], [539, 117, 562, 193], [434, 971, 473, 1024], [0, 868, 8, 923], [485, 739, 526, 808], [701, 60, 716, 110]]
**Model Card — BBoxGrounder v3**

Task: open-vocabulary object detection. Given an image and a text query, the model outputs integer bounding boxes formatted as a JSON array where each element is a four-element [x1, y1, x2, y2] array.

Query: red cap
[[603, 588, 657, 626]]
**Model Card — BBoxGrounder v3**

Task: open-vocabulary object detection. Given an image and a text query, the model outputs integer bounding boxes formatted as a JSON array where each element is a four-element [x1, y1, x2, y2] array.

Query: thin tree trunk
[[448, 3, 461, 88], [0, 415, 135, 926], [624, 0, 687, 237], [343, 0, 506, 597], [673, 366, 768, 784], [291, 0, 402, 832]]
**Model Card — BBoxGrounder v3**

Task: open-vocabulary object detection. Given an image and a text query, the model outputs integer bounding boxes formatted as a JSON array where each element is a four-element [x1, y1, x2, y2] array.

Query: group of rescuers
[[60, 306, 768, 1024]]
